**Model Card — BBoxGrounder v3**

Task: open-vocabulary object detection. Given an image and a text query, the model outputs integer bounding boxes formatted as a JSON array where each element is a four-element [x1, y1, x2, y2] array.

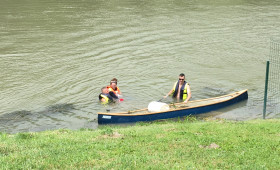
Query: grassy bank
[[0, 119, 280, 169]]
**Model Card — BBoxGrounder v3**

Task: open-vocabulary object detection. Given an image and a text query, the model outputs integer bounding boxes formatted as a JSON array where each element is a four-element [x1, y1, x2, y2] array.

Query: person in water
[[107, 78, 122, 96], [99, 86, 119, 104], [164, 73, 191, 103]]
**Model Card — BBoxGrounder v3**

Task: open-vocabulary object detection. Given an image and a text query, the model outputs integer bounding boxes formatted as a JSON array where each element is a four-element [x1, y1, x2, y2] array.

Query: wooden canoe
[[98, 89, 248, 124]]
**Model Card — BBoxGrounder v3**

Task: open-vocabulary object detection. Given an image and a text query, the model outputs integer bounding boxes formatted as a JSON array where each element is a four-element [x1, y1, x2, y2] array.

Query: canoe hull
[[98, 90, 248, 124]]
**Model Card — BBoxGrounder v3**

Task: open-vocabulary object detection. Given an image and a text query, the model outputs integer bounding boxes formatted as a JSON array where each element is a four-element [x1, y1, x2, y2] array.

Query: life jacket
[[172, 80, 188, 101], [107, 86, 121, 95], [99, 93, 113, 104]]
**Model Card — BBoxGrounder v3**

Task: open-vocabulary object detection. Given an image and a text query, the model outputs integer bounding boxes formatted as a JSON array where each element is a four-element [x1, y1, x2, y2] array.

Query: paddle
[[105, 97, 123, 112], [157, 98, 164, 102]]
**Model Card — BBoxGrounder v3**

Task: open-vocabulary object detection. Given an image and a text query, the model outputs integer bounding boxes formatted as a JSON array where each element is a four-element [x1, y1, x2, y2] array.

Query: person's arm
[[164, 88, 174, 98], [184, 84, 191, 103], [109, 91, 119, 99], [118, 88, 122, 95]]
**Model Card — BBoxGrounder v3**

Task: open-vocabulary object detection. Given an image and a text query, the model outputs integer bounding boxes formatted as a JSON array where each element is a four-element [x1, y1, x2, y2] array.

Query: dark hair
[[111, 78, 117, 82], [179, 73, 185, 77], [110, 78, 118, 85]]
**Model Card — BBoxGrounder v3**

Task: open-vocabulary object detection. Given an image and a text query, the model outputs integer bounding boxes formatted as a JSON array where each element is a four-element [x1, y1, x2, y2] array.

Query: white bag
[[148, 101, 170, 112]]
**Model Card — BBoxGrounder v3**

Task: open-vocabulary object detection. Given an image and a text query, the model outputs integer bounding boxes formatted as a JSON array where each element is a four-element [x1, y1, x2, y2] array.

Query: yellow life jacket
[[99, 94, 110, 104], [171, 81, 188, 100]]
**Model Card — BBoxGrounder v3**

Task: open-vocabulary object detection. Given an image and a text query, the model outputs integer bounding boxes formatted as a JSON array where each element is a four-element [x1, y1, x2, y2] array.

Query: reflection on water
[[1, 0, 280, 133], [0, 103, 97, 133], [198, 100, 249, 120], [200, 87, 229, 98]]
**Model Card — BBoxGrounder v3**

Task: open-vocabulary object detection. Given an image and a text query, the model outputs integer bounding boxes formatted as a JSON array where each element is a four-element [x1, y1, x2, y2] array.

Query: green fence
[[264, 38, 280, 118]]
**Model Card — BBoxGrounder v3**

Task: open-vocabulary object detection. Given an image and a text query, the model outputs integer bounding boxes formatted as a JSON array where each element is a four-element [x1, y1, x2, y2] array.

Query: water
[[1, 0, 280, 133]]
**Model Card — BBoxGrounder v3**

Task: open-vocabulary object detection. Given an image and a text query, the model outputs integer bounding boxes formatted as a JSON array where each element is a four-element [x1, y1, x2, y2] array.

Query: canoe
[[98, 89, 248, 124]]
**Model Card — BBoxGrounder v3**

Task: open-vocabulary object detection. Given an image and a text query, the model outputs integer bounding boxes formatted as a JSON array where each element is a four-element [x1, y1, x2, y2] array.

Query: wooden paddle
[[157, 98, 164, 102]]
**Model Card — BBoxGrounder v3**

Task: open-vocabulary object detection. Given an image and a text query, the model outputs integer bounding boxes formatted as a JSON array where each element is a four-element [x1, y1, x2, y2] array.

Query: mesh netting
[[267, 38, 280, 116]]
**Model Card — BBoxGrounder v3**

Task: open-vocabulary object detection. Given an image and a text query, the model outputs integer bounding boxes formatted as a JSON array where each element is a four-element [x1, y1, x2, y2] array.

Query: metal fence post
[[263, 61, 270, 119]]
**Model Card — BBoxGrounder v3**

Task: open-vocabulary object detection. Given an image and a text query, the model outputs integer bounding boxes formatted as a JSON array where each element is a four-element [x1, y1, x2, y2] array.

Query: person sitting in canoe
[[164, 73, 191, 103], [99, 87, 119, 104], [107, 78, 122, 97]]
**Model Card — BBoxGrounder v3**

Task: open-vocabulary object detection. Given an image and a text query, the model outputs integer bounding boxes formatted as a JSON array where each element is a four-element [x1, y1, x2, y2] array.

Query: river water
[[1, 0, 280, 133]]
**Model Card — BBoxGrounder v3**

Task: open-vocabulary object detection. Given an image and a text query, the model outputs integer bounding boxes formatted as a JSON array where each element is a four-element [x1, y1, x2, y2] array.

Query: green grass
[[0, 119, 280, 169]]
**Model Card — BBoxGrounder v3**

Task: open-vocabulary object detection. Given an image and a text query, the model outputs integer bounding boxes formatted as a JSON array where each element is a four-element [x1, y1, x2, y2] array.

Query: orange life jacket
[[106, 86, 121, 95]]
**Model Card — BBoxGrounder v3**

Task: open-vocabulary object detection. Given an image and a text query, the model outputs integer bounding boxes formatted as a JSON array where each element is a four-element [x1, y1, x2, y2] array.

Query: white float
[[148, 101, 170, 112]]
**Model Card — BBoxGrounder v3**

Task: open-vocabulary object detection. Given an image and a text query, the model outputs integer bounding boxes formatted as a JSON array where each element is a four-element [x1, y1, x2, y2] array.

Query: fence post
[[263, 61, 270, 119]]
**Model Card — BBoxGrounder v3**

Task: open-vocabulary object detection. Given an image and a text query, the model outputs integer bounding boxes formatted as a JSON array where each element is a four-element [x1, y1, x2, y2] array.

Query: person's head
[[179, 73, 185, 82], [101, 87, 109, 94], [110, 78, 118, 89]]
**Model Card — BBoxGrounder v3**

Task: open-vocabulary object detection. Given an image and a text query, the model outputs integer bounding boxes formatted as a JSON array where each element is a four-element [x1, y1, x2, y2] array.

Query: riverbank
[[1, 118, 279, 169]]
